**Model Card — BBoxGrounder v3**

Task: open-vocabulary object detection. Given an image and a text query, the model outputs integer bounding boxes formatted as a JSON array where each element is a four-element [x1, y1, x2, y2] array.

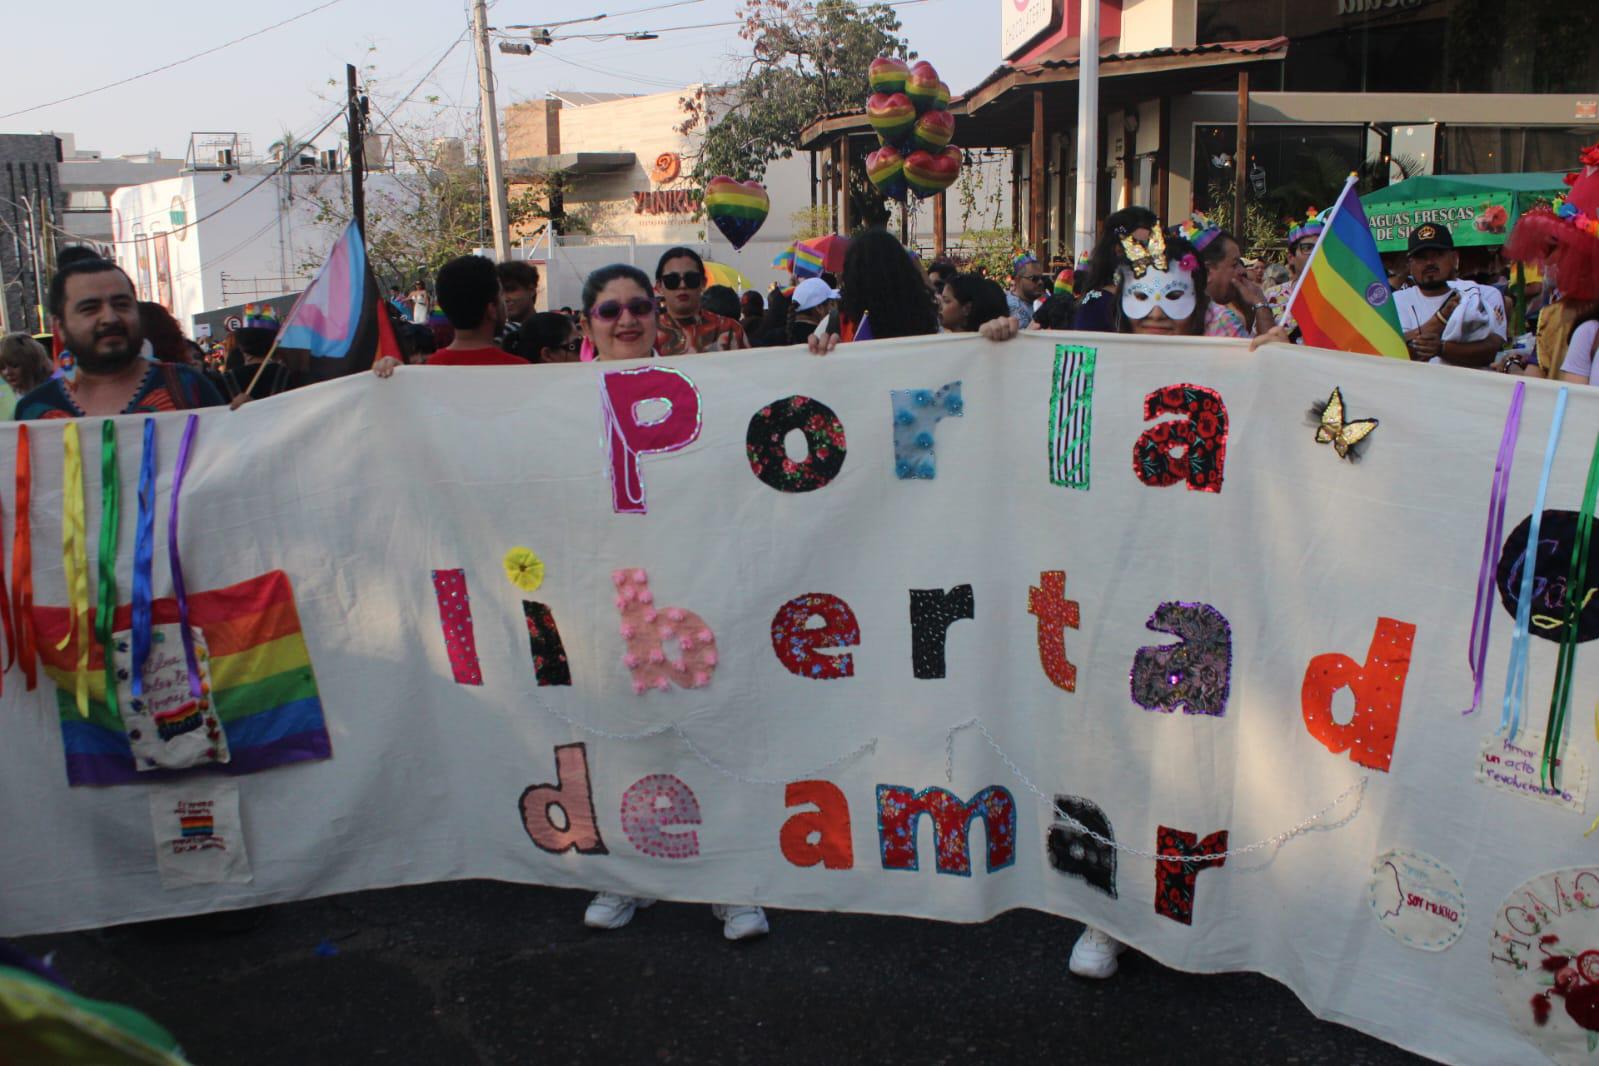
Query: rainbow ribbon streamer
[[1502, 387, 1568, 741], [1545, 424, 1599, 789], [1462, 382, 1525, 716], [130, 418, 157, 698], [57, 423, 91, 718], [168, 415, 203, 699], [95, 420, 120, 719], [13, 425, 35, 691]]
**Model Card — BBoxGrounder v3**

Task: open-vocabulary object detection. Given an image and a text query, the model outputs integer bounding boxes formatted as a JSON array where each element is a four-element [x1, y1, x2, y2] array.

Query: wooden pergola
[[799, 38, 1289, 260]]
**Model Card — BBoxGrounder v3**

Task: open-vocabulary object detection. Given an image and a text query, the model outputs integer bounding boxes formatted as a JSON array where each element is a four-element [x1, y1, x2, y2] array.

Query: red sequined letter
[[1300, 617, 1416, 773]]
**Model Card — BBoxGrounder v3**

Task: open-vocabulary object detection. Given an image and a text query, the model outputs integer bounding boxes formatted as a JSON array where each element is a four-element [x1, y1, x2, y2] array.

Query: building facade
[[802, 0, 1599, 261], [0, 133, 65, 334], [110, 154, 411, 334], [54, 133, 184, 253]]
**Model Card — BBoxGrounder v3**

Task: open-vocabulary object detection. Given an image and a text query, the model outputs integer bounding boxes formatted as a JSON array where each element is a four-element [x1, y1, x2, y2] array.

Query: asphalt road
[[18, 881, 1429, 1065]]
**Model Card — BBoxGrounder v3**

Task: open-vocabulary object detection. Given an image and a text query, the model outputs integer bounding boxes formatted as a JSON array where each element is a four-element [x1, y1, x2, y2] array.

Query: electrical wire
[[1, 0, 354, 120], [504, 0, 705, 31]]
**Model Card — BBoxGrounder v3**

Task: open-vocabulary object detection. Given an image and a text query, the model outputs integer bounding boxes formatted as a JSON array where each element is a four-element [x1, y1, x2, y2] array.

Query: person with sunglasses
[[654, 247, 750, 357], [1007, 253, 1045, 329], [517, 311, 583, 364]]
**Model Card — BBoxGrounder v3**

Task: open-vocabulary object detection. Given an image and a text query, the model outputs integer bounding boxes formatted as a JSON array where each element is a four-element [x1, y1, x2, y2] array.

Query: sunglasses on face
[[590, 297, 657, 321], [659, 271, 704, 291]]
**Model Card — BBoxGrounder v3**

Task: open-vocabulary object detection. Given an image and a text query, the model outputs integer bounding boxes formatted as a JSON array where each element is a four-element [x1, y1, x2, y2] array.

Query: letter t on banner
[[601, 367, 703, 514]]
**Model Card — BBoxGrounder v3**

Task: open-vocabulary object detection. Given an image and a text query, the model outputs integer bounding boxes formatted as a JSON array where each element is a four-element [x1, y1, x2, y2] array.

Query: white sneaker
[[710, 904, 769, 941], [1068, 926, 1126, 978], [583, 893, 653, 930]]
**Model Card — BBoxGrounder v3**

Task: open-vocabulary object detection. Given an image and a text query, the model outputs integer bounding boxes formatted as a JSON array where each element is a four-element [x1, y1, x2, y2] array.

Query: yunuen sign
[[1, 335, 1596, 1065]]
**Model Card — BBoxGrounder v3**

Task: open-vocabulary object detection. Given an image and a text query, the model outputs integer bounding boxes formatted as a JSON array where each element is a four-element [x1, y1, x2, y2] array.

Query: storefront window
[[1192, 125, 1365, 226], [1441, 128, 1599, 175], [1196, 0, 1599, 94]]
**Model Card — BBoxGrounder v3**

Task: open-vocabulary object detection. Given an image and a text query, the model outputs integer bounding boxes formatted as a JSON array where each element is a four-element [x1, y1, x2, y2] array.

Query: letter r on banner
[[601, 366, 703, 514]]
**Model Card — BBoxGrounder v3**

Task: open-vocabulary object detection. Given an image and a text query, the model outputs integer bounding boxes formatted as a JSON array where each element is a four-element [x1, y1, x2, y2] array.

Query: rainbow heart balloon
[[703, 177, 770, 250], [867, 92, 916, 148], [912, 109, 955, 153], [906, 61, 942, 114], [905, 146, 962, 199], [866, 145, 908, 202], [869, 55, 909, 96], [933, 80, 951, 112]]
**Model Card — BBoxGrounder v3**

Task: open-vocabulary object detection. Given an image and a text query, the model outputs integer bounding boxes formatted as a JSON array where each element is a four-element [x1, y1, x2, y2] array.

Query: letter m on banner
[[876, 784, 1017, 876]]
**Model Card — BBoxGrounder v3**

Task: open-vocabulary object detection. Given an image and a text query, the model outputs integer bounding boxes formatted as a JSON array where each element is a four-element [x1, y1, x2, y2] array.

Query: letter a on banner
[[1133, 384, 1228, 493], [601, 367, 703, 514], [781, 780, 854, 869], [1300, 617, 1417, 772]]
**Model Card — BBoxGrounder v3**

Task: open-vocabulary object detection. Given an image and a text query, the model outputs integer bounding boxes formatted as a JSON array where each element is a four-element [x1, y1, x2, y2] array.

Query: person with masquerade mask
[[1111, 226, 1210, 337]]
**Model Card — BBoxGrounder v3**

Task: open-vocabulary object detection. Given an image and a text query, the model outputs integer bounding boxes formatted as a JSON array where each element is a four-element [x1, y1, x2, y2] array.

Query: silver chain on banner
[[531, 698, 879, 787], [943, 717, 1369, 863]]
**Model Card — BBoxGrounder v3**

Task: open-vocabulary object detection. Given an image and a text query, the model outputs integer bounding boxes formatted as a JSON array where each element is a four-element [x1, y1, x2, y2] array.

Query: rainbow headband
[[240, 304, 279, 331]]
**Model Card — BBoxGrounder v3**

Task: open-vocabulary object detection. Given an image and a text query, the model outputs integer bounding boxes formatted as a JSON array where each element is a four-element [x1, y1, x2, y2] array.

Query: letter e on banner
[[519, 743, 607, 855], [620, 774, 701, 859], [781, 780, 854, 869], [1301, 617, 1416, 772], [770, 593, 860, 680], [601, 366, 702, 514]]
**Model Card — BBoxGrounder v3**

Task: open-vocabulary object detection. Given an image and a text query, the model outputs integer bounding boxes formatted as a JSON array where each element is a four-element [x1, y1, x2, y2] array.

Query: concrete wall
[[1118, 0, 1194, 52]]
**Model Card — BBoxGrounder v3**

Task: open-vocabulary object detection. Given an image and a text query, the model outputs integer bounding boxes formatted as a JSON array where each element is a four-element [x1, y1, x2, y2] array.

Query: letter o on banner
[[746, 395, 848, 493]]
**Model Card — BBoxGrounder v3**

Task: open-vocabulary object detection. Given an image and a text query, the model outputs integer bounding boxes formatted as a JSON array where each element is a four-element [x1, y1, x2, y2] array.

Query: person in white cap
[[787, 277, 840, 346]]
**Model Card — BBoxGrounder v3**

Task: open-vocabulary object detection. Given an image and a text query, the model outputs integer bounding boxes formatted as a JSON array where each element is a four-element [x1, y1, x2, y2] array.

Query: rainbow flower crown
[[1173, 212, 1222, 253], [1288, 208, 1325, 245], [241, 304, 279, 331]]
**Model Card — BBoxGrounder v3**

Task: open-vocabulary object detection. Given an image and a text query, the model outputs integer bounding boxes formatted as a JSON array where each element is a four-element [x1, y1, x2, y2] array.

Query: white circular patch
[[1491, 867, 1599, 1065], [1367, 848, 1466, 951]]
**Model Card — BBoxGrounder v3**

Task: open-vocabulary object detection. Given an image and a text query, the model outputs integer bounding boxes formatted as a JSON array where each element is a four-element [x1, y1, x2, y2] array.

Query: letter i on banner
[[601, 367, 703, 514], [1049, 345, 1096, 489]]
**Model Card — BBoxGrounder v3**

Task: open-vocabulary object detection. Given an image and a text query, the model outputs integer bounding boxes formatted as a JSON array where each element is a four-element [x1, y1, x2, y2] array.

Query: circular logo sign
[[1491, 867, 1599, 1063], [1368, 848, 1466, 951], [650, 152, 681, 184], [224, 316, 243, 332], [1365, 281, 1390, 307], [170, 196, 188, 242]]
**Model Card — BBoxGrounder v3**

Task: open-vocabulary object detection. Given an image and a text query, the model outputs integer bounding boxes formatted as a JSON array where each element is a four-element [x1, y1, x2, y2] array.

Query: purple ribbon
[[168, 414, 202, 699], [1463, 381, 1525, 715]]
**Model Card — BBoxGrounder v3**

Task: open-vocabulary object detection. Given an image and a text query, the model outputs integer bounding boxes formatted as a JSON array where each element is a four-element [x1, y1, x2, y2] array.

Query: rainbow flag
[[1287, 176, 1409, 359], [772, 245, 796, 273], [35, 570, 331, 787], [793, 241, 825, 280], [179, 814, 214, 837]]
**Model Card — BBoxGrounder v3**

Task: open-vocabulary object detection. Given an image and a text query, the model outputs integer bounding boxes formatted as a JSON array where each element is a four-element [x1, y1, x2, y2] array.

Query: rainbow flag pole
[[1285, 174, 1410, 360]]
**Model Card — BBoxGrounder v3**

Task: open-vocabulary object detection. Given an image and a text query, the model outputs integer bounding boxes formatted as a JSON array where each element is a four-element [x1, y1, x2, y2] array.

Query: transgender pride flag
[[276, 221, 401, 380]]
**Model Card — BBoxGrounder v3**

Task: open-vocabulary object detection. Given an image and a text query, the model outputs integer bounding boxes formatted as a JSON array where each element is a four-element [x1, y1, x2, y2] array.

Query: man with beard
[[17, 259, 223, 419], [1393, 223, 1506, 367]]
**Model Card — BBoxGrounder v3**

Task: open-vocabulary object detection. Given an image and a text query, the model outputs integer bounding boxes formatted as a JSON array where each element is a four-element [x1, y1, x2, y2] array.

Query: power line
[[504, 0, 705, 31], [1, 0, 354, 120]]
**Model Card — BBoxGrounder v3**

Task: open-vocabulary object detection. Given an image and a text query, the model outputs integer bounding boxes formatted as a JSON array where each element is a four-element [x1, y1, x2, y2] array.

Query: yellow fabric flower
[[503, 547, 545, 592]]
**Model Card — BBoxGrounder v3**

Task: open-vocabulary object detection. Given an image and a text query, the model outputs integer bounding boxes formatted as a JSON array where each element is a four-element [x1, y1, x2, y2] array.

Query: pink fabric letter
[[620, 774, 702, 859], [601, 366, 703, 514], [613, 569, 718, 693]]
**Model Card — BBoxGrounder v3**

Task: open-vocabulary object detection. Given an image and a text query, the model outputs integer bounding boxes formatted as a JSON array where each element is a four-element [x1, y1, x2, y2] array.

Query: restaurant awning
[[1361, 171, 1569, 252], [798, 39, 1289, 151]]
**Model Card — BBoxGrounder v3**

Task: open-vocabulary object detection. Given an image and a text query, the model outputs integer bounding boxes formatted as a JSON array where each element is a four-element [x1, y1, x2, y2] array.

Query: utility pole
[[347, 63, 368, 239], [471, 0, 512, 260], [1073, 0, 1100, 264]]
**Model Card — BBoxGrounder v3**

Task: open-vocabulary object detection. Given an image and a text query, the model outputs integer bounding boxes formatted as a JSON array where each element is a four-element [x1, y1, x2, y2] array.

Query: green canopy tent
[[1362, 171, 1568, 253]]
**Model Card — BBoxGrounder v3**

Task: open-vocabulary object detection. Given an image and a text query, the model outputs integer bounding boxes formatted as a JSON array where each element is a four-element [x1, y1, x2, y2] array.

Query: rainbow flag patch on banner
[[35, 570, 331, 787]]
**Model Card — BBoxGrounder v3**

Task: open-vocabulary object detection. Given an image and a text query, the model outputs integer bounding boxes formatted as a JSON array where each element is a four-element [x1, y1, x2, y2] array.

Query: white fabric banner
[[2, 334, 1596, 1065]]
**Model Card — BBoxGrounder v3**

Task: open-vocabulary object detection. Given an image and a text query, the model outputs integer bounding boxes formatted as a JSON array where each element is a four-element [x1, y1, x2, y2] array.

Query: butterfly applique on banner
[[1311, 387, 1379, 461]]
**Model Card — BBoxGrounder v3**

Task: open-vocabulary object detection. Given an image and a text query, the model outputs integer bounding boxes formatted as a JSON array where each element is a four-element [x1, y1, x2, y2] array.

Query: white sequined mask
[[1120, 264, 1196, 322]]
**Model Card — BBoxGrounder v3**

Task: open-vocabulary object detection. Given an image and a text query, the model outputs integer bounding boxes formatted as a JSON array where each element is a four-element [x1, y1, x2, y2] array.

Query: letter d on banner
[[1300, 617, 1416, 773], [601, 366, 703, 514]]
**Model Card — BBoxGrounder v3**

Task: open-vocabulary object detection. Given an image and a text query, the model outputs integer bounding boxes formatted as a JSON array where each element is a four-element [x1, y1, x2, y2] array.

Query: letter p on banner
[[601, 366, 703, 514]]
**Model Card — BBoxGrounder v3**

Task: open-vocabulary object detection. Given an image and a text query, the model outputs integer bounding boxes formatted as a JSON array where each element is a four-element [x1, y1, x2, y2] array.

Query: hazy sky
[[7, 0, 1000, 159]]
